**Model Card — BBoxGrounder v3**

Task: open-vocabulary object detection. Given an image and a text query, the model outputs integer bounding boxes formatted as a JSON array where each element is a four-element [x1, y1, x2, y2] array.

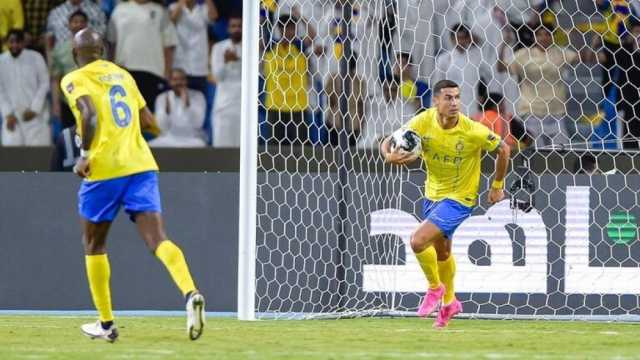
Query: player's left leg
[[122, 171, 204, 340], [134, 212, 198, 297], [134, 212, 205, 340], [433, 237, 456, 305], [428, 199, 473, 328], [433, 237, 462, 329]]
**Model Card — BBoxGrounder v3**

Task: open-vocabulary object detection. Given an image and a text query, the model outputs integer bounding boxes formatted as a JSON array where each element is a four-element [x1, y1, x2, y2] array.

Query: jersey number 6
[[109, 85, 132, 127]]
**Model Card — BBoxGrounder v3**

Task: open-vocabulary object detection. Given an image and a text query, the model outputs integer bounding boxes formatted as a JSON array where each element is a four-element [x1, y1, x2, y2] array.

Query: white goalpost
[[239, 0, 640, 321], [237, 0, 260, 321]]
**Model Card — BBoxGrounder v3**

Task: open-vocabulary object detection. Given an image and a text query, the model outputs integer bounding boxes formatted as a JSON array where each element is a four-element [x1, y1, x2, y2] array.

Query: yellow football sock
[[155, 240, 197, 297], [85, 254, 114, 322], [414, 246, 441, 289], [438, 254, 457, 305]]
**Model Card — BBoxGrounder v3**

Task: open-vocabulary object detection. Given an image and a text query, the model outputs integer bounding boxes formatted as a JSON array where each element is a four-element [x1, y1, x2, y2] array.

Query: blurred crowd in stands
[[258, 0, 640, 151], [0, 0, 241, 156], [1, 0, 640, 161]]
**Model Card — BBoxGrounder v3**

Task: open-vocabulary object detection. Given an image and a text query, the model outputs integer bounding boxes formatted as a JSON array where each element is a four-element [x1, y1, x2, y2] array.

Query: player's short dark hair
[[277, 14, 298, 29], [433, 80, 459, 96], [6, 28, 25, 42], [69, 9, 88, 23]]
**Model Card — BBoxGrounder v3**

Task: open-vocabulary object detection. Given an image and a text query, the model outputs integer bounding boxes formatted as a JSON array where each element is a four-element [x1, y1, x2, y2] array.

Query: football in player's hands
[[390, 128, 422, 156]]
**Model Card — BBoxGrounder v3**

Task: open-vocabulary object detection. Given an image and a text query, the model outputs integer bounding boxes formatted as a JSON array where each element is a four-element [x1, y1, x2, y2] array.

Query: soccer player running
[[380, 80, 510, 328], [60, 28, 205, 342]]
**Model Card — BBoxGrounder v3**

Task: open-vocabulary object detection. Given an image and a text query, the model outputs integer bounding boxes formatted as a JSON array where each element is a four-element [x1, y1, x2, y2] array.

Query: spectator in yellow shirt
[[262, 14, 311, 145]]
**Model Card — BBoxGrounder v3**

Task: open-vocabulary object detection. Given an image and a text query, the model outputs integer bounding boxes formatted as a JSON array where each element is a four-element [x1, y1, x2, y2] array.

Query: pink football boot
[[433, 299, 462, 328], [417, 284, 445, 317]]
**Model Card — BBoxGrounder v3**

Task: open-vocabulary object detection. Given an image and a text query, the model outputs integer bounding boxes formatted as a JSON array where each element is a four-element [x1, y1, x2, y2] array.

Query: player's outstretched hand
[[488, 188, 504, 204], [73, 158, 91, 178]]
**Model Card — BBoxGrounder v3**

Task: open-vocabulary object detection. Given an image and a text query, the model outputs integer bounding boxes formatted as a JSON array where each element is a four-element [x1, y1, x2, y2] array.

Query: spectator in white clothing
[[433, 23, 491, 117], [149, 68, 206, 148], [211, 15, 241, 147], [0, 29, 50, 146], [107, 0, 177, 112], [169, 0, 217, 95]]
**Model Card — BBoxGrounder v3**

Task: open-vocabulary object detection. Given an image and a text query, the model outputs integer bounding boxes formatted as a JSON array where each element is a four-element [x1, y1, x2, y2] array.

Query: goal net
[[239, 0, 640, 320]]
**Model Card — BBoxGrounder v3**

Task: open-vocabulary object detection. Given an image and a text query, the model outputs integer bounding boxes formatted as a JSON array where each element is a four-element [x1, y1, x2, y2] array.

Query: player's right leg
[[77, 176, 126, 342], [81, 220, 118, 342], [411, 220, 445, 318]]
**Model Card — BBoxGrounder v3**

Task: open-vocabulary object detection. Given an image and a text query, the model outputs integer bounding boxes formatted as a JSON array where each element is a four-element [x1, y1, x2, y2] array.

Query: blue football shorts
[[78, 171, 162, 223], [422, 198, 474, 239]]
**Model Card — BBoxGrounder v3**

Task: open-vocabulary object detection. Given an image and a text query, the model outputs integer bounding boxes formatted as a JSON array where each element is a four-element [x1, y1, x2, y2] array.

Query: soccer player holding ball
[[61, 29, 205, 342], [380, 80, 511, 328]]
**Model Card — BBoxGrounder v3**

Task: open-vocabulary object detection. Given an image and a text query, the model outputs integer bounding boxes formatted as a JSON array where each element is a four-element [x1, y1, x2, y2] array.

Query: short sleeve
[[60, 74, 91, 108], [473, 120, 502, 152]]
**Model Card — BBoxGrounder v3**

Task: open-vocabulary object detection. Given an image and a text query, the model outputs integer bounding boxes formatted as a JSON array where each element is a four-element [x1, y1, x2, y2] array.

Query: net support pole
[[237, 0, 259, 321], [335, 0, 353, 311]]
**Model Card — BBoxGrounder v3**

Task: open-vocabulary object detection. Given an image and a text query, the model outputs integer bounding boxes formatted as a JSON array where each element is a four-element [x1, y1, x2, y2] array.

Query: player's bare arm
[[139, 106, 161, 136], [73, 95, 97, 178], [140, 106, 154, 127], [488, 141, 511, 204], [380, 136, 419, 165]]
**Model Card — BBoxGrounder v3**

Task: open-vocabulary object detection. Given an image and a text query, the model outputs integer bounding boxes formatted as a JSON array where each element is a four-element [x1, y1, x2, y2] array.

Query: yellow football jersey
[[61, 60, 158, 181], [405, 107, 501, 207]]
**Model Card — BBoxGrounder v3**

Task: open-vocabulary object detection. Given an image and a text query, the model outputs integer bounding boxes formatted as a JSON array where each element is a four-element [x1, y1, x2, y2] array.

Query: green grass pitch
[[1, 315, 639, 359]]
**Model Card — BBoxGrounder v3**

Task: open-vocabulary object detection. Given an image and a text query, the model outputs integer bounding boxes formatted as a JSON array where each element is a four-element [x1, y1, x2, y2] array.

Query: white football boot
[[186, 292, 206, 340], [81, 320, 118, 343]]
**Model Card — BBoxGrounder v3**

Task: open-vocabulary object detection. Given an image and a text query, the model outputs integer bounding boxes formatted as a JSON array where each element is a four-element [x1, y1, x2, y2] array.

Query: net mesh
[[252, 0, 640, 320]]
